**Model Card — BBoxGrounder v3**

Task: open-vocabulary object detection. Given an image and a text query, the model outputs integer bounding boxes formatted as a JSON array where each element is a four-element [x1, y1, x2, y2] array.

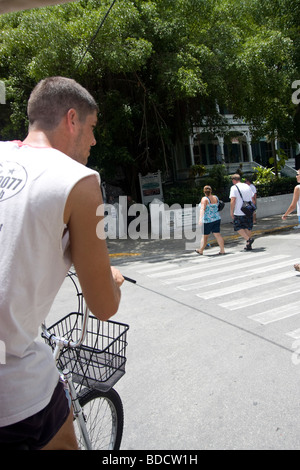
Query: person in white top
[[282, 169, 300, 271], [230, 174, 255, 251], [282, 169, 300, 226], [0, 77, 124, 450]]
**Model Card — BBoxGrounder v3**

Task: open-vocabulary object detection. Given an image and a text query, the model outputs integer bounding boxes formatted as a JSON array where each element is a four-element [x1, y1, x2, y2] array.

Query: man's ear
[[66, 108, 79, 133]]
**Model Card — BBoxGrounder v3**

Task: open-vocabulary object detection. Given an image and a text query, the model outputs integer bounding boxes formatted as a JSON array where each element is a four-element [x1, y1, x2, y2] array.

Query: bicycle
[[41, 270, 129, 450]]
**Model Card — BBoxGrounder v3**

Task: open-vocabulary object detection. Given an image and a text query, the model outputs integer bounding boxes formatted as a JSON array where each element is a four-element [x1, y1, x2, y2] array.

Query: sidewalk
[[107, 213, 300, 258]]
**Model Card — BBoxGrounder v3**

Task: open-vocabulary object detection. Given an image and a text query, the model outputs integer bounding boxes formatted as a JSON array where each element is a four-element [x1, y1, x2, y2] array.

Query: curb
[[209, 223, 297, 246]]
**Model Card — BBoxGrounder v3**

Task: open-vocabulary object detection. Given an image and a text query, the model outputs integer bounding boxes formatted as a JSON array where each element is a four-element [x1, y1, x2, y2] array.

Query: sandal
[[195, 250, 203, 255], [218, 252, 226, 255], [246, 237, 254, 247]]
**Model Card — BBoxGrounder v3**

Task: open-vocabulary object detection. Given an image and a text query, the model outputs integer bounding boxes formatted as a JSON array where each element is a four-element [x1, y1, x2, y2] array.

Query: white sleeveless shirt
[[0, 141, 100, 426], [296, 184, 300, 216]]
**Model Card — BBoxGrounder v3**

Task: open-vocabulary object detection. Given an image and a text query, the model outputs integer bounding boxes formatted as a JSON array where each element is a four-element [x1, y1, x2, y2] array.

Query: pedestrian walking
[[282, 169, 300, 229], [282, 169, 300, 271], [230, 174, 255, 251], [195, 185, 225, 255]]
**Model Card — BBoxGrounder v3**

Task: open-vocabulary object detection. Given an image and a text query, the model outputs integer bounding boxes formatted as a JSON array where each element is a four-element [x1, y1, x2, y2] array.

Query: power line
[[75, 0, 117, 71]]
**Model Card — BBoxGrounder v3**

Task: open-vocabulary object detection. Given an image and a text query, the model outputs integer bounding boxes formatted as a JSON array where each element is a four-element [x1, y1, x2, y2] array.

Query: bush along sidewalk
[[163, 165, 296, 207]]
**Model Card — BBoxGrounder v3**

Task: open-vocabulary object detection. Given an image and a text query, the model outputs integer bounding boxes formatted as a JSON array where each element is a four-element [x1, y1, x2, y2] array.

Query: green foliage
[[255, 177, 295, 197], [189, 164, 206, 178], [253, 164, 295, 197], [164, 164, 232, 206], [164, 173, 296, 206], [253, 166, 276, 185], [0, 0, 300, 193], [269, 148, 289, 171], [163, 184, 201, 206]]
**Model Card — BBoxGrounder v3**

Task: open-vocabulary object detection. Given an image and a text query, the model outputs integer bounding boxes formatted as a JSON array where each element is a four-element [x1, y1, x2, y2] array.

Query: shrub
[[163, 184, 200, 206], [255, 177, 295, 197], [162, 169, 295, 207]]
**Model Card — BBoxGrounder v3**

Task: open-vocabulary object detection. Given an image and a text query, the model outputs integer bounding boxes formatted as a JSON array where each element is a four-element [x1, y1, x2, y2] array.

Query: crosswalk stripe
[[133, 251, 264, 274], [188, 251, 251, 264], [177, 261, 296, 292], [137, 263, 181, 274], [196, 271, 296, 299], [148, 253, 286, 279], [220, 285, 300, 310], [287, 329, 300, 339], [167, 255, 291, 286], [129, 254, 200, 273], [124, 246, 300, 337], [248, 301, 300, 325]]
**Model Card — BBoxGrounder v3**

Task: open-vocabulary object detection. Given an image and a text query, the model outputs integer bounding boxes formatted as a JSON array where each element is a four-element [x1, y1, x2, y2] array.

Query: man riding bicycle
[[0, 77, 124, 450]]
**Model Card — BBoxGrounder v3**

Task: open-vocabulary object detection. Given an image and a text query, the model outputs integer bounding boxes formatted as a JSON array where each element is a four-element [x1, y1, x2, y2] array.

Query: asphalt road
[[109, 229, 300, 450], [46, 221, 300, 450]]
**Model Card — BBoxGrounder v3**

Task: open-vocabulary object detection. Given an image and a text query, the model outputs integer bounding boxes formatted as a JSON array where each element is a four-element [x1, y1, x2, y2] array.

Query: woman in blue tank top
[[195, 185, 225, 255]]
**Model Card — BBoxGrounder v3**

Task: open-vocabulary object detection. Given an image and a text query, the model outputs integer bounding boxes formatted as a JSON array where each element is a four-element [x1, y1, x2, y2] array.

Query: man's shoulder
[[229, 185, 238, 197], [0, 140, 17, 148], [237, 182, 251, 192]]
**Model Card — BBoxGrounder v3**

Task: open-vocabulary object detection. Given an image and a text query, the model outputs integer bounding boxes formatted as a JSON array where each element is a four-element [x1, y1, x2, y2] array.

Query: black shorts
[[203, 219, 221, 235], [233, 215, 253, 232], [0, 379, 70, 450]]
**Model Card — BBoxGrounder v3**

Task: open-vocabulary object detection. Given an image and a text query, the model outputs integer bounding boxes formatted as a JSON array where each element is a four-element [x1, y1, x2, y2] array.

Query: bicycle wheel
[[74, 387, 124, 450]]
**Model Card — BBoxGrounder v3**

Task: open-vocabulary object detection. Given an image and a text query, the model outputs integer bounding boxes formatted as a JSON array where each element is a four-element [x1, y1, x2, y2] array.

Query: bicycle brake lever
[[123, 276, 136, 284]]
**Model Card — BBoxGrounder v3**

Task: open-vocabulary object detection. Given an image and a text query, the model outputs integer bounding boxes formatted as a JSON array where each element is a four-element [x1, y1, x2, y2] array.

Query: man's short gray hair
[[27, 76, 98, 130]]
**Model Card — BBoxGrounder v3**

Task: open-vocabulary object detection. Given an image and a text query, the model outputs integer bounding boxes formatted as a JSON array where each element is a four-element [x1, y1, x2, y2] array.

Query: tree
[[225, 0, 298, 175], [0, 0, 299, 194]]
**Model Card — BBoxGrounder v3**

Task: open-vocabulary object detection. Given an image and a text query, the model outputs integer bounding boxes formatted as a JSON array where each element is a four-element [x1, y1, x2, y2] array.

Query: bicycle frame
[[41, 271, 131, 450], [41, 305, 93, 450]]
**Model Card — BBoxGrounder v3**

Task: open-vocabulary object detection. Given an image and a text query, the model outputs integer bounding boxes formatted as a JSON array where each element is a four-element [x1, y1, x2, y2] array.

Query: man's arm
[[64, 175, 123, 321], [230, 197, 236, 219]]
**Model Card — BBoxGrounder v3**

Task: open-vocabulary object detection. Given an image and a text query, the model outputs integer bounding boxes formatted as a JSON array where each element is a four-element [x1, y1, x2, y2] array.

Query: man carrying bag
[[230, 174, 256, 251]]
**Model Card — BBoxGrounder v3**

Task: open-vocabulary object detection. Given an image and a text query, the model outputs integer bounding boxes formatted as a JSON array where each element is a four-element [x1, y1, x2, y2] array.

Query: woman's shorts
[[204, 219, 221, 235], [0, 378, 71, 450], [233, 215, 253, 232]]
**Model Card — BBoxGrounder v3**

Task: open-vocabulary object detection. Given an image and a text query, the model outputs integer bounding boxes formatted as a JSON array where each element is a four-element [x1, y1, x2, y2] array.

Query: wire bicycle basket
[[42, 272, 129, 393]]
